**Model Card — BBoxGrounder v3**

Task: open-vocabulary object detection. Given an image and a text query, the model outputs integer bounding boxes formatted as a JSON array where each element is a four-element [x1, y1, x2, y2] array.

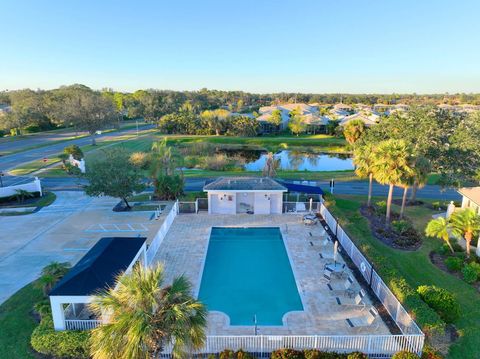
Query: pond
[[243, 150, 354, 172]]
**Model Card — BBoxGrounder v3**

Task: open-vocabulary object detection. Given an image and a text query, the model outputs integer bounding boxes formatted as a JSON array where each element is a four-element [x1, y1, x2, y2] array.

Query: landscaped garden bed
[[360, 202, 422, 250]]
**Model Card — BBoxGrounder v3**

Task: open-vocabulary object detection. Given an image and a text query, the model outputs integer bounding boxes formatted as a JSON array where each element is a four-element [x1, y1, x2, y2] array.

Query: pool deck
[[152, 213, 390, 336]]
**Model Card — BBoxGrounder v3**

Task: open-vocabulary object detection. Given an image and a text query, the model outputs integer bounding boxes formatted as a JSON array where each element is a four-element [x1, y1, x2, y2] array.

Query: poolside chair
[[346, 307, 379, 328], [327, 274, 354, 294], [335, 289, 367, 311], [322, 267, 333, 282]]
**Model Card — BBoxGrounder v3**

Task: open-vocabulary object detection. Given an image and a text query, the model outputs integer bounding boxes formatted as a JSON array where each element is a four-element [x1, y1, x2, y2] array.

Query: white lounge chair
[[335, 289, 367, 310], [327, 275, 354, 294], [346, 307, 379, 328]]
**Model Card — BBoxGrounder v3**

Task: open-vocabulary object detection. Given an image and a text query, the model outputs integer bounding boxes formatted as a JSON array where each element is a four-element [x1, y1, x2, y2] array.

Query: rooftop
[[458, 187, 480, 206], [50, 237, 146, 297], [204, 177, 287, 192]]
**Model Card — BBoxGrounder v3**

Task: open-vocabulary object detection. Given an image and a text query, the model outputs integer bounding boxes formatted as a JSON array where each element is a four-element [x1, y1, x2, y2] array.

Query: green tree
[[353, 142, 375, 207], [227, 116, 259, 136], [409, 156, 431, 204], [450, 208, 480, 258], [372, 139, 414, 222], [288, 115, 306, 136], [425, 217, 455, 254], [51, 86, 118, 145], [89, 263, 207, 359], [343, 119, 367, 145], [37, 262, 71, 296], [268, 109, 283, 128], [63, 144, 84, 160], [84, 148, 145, 209]]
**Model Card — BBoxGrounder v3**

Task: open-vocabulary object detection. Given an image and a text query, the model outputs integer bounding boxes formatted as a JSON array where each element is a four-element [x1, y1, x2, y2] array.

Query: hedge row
[[30, 316, 90, 359]]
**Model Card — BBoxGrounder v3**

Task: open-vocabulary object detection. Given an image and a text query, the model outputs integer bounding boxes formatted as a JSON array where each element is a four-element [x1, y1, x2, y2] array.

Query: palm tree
[[450, 208, 480, 258], [14, 189, 35, 204], [398, 166, 416, 219], [353, 142, 375, 207], [149, 138, 174, 197], [343, 119, 367, 145], [425, 217, 454, 254], [262, 152, 278, 177], [89, 263, 207, 359], [37, 261, 71, 296], [409, 156, 431, 204], [372, 139, 414, 222]]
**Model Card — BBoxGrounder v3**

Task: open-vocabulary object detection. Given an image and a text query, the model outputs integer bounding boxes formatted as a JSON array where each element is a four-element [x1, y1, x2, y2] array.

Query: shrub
[[271, 348, 304, 359], [347, 353, 368, 359], [462, 264, 478, 284], [417, 285, 460, 323], [390, 278, 445, 336], [303, 349, 346, 359], [220, 349, 235, 359], [375, 201, 387, 214], [392, 220, 412, 235], [392, 352, 420, 359], [31, 316, 90, 358], [444, 257, 463, 272], [64, 144, 84, 160], [129, 151, 150, 169], [421, 345, 444, 359], [466, 261, 480, 279], [236, 349, 255, 359], [64, 163, 82, 175]]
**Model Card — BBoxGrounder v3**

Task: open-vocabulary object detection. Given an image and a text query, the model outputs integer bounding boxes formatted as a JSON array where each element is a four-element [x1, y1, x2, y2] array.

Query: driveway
[[0, 191, 167, 304]]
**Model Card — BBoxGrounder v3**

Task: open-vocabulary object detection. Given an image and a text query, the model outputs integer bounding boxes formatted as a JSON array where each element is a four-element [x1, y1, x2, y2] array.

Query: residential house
[[458, 187, 480, 215], [339, 112, 379, 127]]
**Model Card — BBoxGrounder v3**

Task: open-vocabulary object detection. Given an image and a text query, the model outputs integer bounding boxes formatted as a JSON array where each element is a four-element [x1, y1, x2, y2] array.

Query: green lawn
[[327, 195, 480, 359], [0, 282, 43, 359]]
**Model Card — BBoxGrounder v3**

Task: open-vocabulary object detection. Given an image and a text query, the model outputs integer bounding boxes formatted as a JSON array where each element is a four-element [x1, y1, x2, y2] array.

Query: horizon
[[2, 0, 480, 93]]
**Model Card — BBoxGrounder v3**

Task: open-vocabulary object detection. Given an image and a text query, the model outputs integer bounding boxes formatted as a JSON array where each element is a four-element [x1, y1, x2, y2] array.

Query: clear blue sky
[[1, 0, 479, 93]]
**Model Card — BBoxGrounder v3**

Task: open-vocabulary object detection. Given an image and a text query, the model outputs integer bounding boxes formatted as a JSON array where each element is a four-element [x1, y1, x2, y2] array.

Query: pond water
[[243, 150, 354, 171]]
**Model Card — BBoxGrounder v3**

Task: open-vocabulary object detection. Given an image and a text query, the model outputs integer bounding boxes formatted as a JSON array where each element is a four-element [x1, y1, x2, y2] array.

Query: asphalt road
[[0, 124, 154, 172], [2, 175, 461, 201]]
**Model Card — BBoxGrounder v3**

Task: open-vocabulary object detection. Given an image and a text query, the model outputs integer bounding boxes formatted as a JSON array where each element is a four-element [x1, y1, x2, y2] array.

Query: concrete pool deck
[[152, 213, 390, 336]]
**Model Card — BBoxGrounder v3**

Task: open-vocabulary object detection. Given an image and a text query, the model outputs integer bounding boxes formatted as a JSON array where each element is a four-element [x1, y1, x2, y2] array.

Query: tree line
[[2, 84, 480, 137]]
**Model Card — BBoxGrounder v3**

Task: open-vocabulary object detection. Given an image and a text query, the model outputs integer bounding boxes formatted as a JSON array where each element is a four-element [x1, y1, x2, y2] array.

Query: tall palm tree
[[372, 139, 414, 222], [89, 263, 207, 359], [450, 208, 480, 258], [353, 142, 375, 207], [425, 217, 454, 254]]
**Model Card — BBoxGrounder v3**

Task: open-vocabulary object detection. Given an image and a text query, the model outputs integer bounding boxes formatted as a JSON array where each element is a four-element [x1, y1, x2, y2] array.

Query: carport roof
[[204, 177, 287, 191], [50, 237, 146, 297]]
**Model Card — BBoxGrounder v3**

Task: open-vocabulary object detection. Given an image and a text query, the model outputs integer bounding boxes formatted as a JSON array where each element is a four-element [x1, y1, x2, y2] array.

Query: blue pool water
[[198, 227, 303, 326]]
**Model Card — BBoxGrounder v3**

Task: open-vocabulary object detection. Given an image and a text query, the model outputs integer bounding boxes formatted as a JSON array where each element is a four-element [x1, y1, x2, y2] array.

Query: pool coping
[[195, 225, 307, 329]]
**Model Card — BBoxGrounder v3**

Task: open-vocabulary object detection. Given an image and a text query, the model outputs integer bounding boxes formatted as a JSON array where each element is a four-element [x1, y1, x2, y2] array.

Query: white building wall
[[208, 192, 236, 214], [0, 177, 42, 198], [270, 193, 282, 214], [254, 192, 271, 214]]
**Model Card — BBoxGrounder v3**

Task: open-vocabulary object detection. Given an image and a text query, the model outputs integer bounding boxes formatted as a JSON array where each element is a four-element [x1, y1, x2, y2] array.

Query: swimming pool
[[198, 227, 303, 326]]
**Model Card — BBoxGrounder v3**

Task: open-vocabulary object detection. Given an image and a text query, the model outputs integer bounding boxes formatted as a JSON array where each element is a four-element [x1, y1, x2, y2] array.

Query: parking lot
[[0, 191, 169, 304]]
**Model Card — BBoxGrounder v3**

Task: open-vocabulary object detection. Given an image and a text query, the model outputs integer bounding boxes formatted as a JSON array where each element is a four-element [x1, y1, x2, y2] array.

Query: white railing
[[283, 201, 320, 213], [318, 203, 424, 344], [65, 319, 101, 331], [146, 201, 178, 265], [162, 334, 424, 358]]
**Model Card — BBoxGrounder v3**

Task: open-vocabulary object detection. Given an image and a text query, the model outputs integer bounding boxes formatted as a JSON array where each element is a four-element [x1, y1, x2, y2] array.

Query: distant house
[[256, 103, 319, 133], [458, 187, 480, 215], [204, 177, 287, 215], [339, 112, 379, 127], [49, 237, 147, 331]]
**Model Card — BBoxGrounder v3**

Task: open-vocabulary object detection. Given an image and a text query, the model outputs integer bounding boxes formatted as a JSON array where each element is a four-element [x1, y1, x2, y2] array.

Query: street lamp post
[[0, 172, 4, 187]]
